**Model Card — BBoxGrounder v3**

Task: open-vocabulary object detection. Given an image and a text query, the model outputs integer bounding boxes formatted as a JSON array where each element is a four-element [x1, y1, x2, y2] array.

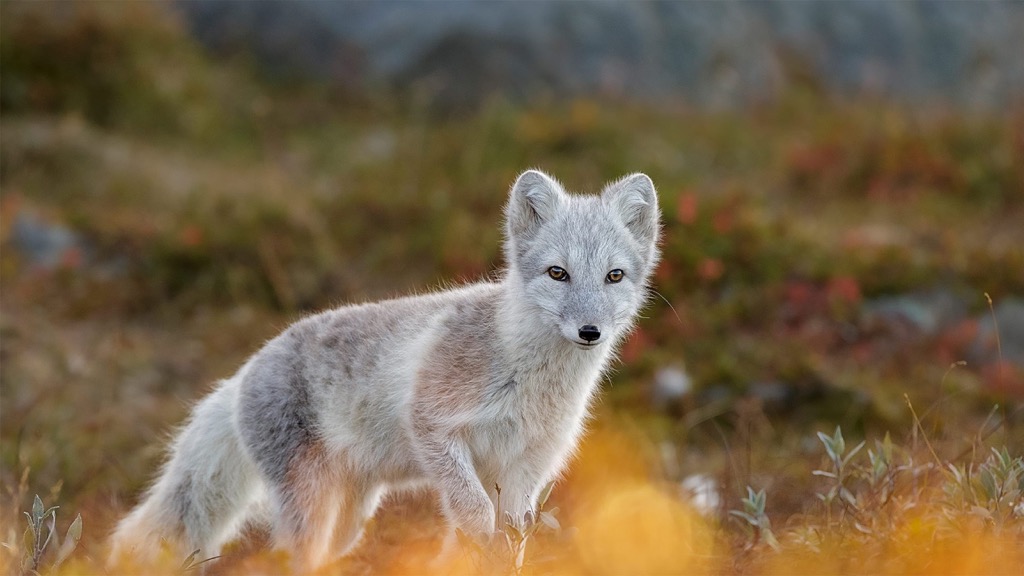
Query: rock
[[862, 289, 968, 337], [747, 380, 795, 411], [10, 211, 85, 270], [175, 1, 1024, 110], [652, 365, 693, 409], [680, 473, 721, 516], [698, 383, 734, 406]]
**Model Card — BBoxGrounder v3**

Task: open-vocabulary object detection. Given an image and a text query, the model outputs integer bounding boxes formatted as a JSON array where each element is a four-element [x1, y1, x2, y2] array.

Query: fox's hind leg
[[334, 482, 385, 557], [267, 459, 342, 571], [267, 465, 382, 571]]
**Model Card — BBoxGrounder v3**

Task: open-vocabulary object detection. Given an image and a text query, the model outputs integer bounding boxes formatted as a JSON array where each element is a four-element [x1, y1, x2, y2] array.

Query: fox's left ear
[[603, 173, 660, 250]]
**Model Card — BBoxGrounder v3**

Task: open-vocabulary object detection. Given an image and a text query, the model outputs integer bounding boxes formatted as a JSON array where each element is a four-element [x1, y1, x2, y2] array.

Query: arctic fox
[[110, 169, 661, 571]]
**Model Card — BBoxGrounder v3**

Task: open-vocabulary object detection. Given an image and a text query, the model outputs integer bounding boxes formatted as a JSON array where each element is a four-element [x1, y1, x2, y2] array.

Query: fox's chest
[[467, 347, 610, 467], [467, 386, 594, 490], [482, 365, 600, 445]]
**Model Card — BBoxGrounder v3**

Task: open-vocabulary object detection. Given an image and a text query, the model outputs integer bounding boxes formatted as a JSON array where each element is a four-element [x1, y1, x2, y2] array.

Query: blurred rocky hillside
[[178, 0, 1024, 110]]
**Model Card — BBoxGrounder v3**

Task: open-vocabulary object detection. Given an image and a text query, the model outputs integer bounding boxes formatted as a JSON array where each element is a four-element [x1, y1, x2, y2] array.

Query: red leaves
[[675, 192, 698, 225], [620, 328, 651, 364], [178, 225, 204, 248], [697, 258, 724, 282], [981, 361, 1023, 399], [826, 275, 862, 306]]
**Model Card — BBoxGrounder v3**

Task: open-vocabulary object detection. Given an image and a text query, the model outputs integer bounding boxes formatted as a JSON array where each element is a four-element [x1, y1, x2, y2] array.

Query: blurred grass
[[1, 3, 1022, 574]]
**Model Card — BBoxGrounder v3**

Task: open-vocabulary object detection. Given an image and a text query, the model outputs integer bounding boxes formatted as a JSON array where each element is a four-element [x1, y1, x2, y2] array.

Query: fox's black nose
[[578, 325, 601, 342]]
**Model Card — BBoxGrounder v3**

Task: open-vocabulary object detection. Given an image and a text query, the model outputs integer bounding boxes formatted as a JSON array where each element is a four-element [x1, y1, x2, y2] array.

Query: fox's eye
[[606, 269, 624, 283], [547, 266, 569, 281]]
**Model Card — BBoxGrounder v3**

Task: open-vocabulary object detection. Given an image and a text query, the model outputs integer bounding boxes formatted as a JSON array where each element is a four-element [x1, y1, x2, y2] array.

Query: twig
[[257, 239, 297, 310], [984, 293, 1003, 376], [904, 394, 942, 468]]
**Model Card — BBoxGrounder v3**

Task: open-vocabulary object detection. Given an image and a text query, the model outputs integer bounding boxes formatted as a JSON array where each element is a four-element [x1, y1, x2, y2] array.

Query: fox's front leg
[[495, 468, 548, 530], [414, 430, 496, 537]]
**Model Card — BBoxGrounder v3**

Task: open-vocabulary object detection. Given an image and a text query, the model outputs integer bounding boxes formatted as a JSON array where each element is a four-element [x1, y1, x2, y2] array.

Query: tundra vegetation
[[1, 4, 1022, 575]]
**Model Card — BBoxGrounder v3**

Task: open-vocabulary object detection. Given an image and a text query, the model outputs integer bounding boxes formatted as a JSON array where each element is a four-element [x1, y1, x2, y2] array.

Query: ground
[[1, 4, 1022, 575]]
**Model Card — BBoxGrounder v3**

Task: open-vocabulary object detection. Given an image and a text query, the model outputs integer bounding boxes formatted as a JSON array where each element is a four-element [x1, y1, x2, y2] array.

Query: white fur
[[109, 170, 661, 572]]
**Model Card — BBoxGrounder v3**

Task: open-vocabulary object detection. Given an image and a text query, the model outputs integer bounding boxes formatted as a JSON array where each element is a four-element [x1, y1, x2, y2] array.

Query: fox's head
[[504, 170, 661, 349]]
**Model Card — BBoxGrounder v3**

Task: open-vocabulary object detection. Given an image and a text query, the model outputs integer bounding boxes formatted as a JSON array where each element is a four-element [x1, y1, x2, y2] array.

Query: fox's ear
[[603, 173, 660, 249], [506, 169, 566, 239]]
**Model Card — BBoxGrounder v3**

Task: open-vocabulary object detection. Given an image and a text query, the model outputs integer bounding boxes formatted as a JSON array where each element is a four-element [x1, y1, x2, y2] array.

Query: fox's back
[[234, 282, 503, 481]]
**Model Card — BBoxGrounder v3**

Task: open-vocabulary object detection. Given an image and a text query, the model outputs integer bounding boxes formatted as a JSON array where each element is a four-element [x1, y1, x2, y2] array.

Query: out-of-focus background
[[2, 2, 1022, 574]]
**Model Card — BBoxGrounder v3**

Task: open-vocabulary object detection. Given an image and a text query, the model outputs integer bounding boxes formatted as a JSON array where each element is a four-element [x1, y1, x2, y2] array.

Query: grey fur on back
[[109, 170, 661, 572]]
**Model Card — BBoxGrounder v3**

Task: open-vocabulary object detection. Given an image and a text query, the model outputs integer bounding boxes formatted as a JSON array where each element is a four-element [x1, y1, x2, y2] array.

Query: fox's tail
[[109, 377, 264, 568]]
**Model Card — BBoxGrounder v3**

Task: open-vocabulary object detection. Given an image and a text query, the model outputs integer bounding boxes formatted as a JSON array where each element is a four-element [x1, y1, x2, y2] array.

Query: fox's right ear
[[506, 169, 565, 239], [603, 172, 660, 253]]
